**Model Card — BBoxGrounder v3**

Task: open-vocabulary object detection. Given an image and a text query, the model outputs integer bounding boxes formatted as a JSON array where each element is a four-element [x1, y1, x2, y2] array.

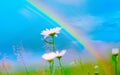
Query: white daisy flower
[[41, 27, 61, 38], [94, 65, 99, 69], [42, 52, 56, 62], [112, 48, 119, 56], [55, 50, 66, 59]]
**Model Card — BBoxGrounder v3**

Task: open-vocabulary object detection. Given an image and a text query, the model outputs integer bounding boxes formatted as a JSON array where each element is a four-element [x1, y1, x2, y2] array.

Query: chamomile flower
[[41, 27, 61, 38], [112, 48, 119, 56], [56, 50, 66, 59], [42, 52, 56, 62], [94, 65, 99, 69]]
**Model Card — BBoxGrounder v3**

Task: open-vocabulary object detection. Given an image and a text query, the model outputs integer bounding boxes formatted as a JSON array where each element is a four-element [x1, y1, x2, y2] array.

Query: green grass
[[0, 54, 119, 75], [0, 60, 119, 75]]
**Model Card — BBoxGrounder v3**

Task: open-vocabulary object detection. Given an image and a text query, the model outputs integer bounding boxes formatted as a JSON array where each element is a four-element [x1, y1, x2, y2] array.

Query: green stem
[[22, 61, 29, 75], [78, 56, 84, 75], [5, 67, 9, 75], [49, 62, 52, 75], [20, 53, 29, 75], [51, 36, 55, 52], [88, 72, 90, 75], [44, 40, 53, 44], [51, 61, 54, 75], [94, 72, 100, 75], [80, 61, 84, 75], [114, 56, 118, 75], [51, 35, 55, 75], [58, 58, 62, 75], [112, 55, 118, 75]]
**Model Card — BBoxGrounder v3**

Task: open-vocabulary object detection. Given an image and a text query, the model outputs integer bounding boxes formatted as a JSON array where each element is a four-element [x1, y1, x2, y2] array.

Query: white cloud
[[57, 0, 86, 5], [69, 15, 104, 32]]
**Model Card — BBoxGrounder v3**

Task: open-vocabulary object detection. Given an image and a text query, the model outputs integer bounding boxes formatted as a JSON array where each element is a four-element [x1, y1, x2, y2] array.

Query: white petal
[[60, 50, 66, 56], [56, 51, 59, 55], [112, 48, 119, 55], [42, 52, 56, 61], [41, 27, 61, 38], [55, 50, 66, 57]]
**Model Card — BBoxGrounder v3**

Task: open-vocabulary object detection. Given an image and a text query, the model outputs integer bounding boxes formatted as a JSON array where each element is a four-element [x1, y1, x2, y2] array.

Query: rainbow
[[27, 0, 103, 60]]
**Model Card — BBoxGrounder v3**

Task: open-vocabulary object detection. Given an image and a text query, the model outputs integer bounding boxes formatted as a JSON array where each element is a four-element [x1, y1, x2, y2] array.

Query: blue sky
[[0, 0, 120, 61], [34, 0, 120, 42]]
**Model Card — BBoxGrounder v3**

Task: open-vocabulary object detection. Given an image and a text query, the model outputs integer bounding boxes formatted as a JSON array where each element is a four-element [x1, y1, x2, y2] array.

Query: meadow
[[0, 56, 120, 75]]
